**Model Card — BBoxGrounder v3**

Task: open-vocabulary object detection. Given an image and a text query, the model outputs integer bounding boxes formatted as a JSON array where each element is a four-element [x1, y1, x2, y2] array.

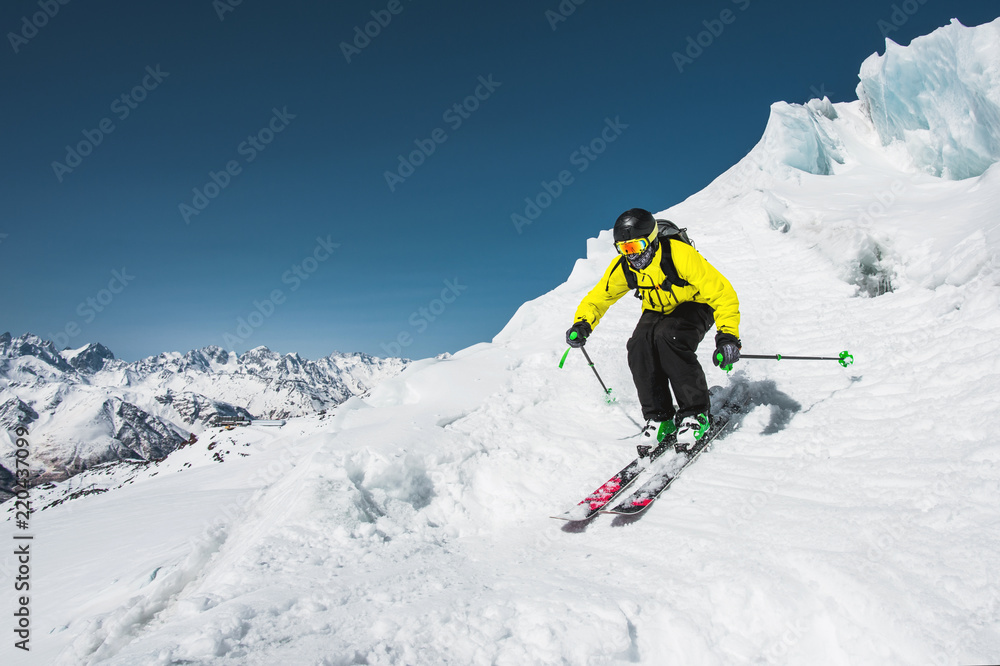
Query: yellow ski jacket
[[574, 240, 740, 338]]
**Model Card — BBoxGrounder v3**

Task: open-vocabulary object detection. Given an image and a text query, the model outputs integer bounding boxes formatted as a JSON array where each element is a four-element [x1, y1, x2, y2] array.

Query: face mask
[[626, 239, 657, 270]]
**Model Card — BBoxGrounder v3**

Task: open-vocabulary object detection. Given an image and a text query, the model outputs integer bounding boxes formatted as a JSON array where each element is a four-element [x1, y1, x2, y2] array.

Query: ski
[[602, 406, 743, 516], [551, 438, 675, 521]]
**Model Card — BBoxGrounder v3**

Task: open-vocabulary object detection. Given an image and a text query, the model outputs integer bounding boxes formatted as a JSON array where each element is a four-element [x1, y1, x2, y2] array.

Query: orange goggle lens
[[615, 238, 649, 255]]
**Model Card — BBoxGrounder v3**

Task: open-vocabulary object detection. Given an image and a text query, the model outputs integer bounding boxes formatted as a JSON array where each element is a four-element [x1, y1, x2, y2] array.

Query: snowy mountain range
[[0, 332, 408, 495], [5, 17, 1000, 666]]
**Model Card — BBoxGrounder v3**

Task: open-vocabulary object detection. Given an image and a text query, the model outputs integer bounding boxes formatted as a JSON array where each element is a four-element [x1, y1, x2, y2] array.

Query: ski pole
[[560, 338, 646, 432], [557, 335, 655, 435], [559, 332, 614, 401], [579, 346, 612, 397], [715, 350, 854, 372]]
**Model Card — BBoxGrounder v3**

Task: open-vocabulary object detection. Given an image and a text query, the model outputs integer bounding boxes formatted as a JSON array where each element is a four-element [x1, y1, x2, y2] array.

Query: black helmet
[[613, 208, 656, 243]]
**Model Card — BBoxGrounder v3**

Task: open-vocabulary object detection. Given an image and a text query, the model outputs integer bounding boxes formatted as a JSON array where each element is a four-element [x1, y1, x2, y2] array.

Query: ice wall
[[759, 99, 845, 176], [857, 18, 1000, 180]]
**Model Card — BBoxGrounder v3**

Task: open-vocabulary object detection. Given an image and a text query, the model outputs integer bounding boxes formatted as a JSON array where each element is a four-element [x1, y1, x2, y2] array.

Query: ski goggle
[[615, 238, 650, 255]]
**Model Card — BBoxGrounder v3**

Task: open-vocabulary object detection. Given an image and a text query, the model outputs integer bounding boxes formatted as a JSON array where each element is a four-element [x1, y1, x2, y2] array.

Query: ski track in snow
[[6, 18, 1000, 666]]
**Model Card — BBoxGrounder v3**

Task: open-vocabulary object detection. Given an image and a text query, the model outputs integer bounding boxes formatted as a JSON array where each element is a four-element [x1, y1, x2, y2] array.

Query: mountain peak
[[2, 332, 74, 372], [62, 343, 116, 374]]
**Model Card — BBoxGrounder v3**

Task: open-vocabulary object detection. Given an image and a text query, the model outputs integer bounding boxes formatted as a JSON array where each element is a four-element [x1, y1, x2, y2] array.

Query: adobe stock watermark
[[383, 75, 502, 192], [877, 0, 932, 38], [213, 0, 244, 21], [810, 84, 835, 101], [189, 459, 289, 547], [47, 268, 135, 349], [179, 106, 296, 224], [11, 422, 33, 652], [511, 116, 628, 234], [760, 618, 809, 664], [545, 0, 587, 31], [379, 278, 468, 356], [856, 180, 906, 228], [864, 512, 918, 567], [672, 0, 752, 74], [51, 65, 170, 183], [7, 0, 72, 54], [222, 235, 339, 348], [184, 440, 306, 564], [340, 0, 416, 63]]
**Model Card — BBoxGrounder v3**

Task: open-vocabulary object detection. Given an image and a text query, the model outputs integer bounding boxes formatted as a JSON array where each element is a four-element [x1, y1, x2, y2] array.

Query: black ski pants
[[626, 303, 715, 422]]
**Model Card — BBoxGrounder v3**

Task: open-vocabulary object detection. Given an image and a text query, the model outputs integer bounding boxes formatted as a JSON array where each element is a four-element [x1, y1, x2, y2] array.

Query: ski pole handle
[[558, 331, 581, 368], [715, 352, 734, 373]]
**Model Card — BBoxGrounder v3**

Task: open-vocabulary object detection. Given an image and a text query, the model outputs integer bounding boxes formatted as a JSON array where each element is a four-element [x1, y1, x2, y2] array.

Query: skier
[[566, 208, 741, 450]]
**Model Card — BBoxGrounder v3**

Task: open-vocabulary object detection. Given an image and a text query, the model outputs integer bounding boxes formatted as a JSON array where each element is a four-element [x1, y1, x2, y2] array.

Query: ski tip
[[552, 508, 595, 521]]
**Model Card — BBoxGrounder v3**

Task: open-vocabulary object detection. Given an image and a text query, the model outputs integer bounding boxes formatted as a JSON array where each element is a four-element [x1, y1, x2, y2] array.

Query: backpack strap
[[659, 239, 690, 288], [614, 255, 642, 298], [616, 255, 638, 290]]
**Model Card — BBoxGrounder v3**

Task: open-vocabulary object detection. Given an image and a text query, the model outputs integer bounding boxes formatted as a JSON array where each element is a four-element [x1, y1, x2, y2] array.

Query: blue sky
[[2, 0, 997, 362]]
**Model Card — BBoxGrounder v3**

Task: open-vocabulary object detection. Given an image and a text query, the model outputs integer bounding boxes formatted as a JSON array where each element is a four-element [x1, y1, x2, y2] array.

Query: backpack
[[618, 220, 694, 296]]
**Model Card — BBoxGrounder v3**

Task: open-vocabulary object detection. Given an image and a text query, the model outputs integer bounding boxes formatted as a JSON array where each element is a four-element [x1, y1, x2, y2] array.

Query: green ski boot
[[675, 413, 710, 452]]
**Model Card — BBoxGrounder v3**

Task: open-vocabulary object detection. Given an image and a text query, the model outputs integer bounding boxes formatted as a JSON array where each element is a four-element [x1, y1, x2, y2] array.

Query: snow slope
[[6, 17, 1000, 666]]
